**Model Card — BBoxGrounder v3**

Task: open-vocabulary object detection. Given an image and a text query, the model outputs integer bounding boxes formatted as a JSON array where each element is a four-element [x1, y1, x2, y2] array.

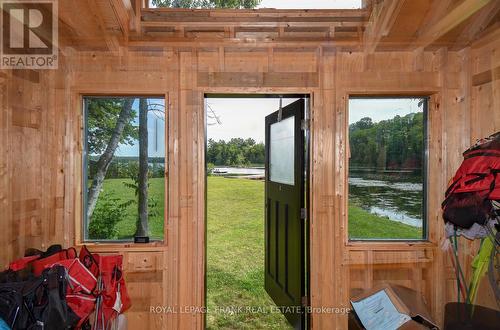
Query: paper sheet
[[351, 289, 411, 330]]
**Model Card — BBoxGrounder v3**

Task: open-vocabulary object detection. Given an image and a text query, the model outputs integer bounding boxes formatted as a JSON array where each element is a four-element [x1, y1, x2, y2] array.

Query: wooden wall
[[0, 69, 68, 265], [1, 32, 499, 330]]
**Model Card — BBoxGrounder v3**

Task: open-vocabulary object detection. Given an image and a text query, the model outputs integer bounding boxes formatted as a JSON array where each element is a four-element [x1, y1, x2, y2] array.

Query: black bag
[[0, 266, 80, 329], [0, 281, 24, 328]]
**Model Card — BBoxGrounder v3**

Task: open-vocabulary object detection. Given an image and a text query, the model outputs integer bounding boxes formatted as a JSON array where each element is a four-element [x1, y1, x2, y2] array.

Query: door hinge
[[301, 208, 307, 220], [301, 295, 309, 307], [301, 119, 310, 131]]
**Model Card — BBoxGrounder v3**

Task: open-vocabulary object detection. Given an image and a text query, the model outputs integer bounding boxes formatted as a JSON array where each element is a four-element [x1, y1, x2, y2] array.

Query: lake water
[[214, 167, 423, 228], [349, 173, 423, 228]]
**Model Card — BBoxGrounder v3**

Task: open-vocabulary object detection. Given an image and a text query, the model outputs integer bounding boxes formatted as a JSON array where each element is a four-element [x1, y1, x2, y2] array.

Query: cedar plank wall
[[1, 38, 500, 330], [0, 68, 69, 265]]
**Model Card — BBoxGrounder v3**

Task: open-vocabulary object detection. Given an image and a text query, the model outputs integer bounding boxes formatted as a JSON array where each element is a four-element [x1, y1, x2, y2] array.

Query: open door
[[265, 99, 307, 329]]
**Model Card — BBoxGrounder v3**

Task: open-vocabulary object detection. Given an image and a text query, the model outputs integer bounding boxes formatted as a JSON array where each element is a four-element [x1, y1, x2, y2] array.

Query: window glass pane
[[270, 116, 295, 185], [348, 98, 426, 240], [84, 97, 165, 241]]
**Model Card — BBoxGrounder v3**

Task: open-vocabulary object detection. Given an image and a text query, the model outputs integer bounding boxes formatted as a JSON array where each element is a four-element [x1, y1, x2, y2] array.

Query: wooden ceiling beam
[[141, 8, 371, 17], [458, 0, 500, 45], [109, 0, 132, 37], [413, 0, 493, 49], [87, 0, 121, 53], [363, 0, 406, 54], [141, 21, 366, 29], [127, 37, 363, 49], [471, 20, 500, 48]]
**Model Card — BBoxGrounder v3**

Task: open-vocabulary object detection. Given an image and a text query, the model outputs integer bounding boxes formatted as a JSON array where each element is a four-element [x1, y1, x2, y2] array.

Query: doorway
[[204, 94, 310, 329]]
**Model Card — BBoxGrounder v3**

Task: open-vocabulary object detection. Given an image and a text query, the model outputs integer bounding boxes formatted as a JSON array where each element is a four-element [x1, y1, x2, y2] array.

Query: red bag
[[95, 255, 132, 327], [51, 258, 97, 294], [79, 245, 100, 278], [8, 255, 40, 271], [32, 247, 77, 276], [67, 293, 96, 328], [442, 132, 500, 228]]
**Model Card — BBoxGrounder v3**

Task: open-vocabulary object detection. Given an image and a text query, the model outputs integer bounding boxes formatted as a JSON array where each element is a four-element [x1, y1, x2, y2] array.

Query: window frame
[[346, 95, 430, 242], [82, 95, 168, 244]]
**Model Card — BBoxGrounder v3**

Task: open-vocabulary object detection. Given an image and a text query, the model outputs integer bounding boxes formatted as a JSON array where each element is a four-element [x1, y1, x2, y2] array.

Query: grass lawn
[[206, 176, 291, 329], [98, 178, 165, 239], [348, 205, 422, 239]]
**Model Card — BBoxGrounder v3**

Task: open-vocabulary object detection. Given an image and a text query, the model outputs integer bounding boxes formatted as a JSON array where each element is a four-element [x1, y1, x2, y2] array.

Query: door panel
[[265, 99, 306, 329]]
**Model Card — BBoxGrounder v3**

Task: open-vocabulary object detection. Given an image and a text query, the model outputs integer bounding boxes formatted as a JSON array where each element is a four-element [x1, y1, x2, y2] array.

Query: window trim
[[346, 95, 430, 242], [82, 95, 168, 244]]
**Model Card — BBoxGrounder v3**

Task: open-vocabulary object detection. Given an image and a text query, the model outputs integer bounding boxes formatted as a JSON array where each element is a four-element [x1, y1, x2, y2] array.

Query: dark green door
[[264, 99, 306, 329]]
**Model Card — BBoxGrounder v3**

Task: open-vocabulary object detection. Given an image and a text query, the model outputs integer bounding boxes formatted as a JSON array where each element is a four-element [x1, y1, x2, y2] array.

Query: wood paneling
[[1, 2, 499, 329]]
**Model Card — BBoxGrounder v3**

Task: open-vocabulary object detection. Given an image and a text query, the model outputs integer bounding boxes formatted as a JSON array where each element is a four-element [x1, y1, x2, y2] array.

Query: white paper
[[351, 289, 411, 330]]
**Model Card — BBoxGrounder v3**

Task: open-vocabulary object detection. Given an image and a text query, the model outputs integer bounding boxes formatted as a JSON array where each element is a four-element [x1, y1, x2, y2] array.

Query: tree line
[[207, 138, 265, 166], [349, 112, 424, 169], [88, 157, 165, 179]]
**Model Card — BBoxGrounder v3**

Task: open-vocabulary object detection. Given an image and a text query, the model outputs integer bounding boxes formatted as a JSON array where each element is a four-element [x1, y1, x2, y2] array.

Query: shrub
[[88, 193, 125, 240], [207, 162, 215, 176]]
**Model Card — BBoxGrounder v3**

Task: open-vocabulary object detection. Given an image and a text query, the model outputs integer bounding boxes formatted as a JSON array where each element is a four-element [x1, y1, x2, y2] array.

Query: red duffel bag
[[32, 247, 78, 276], [79, 245, 100, 278], [50, 258, 98, 294], [67, 293, 97, 328], [8, 255, 40, 271], [95, 255, 132, 328]]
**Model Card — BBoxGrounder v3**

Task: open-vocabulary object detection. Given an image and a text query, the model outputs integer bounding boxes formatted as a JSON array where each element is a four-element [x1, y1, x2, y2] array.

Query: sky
[[113, 98, 166, 157], [206, 97, 424, 143], [348, 98, 424, 125], [206, 98, 298, 143]]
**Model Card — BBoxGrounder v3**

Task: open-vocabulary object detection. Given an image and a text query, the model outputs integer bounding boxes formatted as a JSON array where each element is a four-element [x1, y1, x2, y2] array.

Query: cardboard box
[[349, 284, 439, 330]]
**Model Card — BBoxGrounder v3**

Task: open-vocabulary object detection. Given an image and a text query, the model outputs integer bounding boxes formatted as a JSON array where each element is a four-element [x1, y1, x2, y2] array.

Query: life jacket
[[442, 131, 500, 228]]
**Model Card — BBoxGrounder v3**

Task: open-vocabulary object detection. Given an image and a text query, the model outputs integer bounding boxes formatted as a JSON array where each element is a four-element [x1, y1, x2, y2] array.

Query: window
[[270, 116, 295, 185], [83, 96, 166, 241], [348, 97, 427, 240]]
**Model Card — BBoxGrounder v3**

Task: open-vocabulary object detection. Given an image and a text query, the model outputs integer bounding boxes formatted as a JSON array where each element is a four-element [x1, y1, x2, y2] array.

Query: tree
[[136, 98, 150, 237], [87, 98, 137, 219], [348, 112, 424, 170], [206, 138, 265, 166], [151, 0, 261, 9]]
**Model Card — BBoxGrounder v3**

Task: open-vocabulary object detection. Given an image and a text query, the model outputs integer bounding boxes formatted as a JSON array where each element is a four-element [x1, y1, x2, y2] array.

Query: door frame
[[203, 93, 311, 329]]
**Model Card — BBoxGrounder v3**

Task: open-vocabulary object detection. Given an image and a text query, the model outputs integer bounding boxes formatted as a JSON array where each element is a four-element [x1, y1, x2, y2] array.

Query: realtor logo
[[1, 0, 58, 69]]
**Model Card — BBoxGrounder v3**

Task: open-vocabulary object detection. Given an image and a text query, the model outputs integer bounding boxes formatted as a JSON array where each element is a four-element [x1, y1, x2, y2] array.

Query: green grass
[[98, 178, 165, 239], [206, 176, 291, 329], [348, 204, 421, 239]]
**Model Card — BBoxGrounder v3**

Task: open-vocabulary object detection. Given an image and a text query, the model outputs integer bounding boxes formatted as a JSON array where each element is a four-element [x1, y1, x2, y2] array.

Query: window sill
[[345, 240, 437, 251], [76, 241, 167, 252]]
